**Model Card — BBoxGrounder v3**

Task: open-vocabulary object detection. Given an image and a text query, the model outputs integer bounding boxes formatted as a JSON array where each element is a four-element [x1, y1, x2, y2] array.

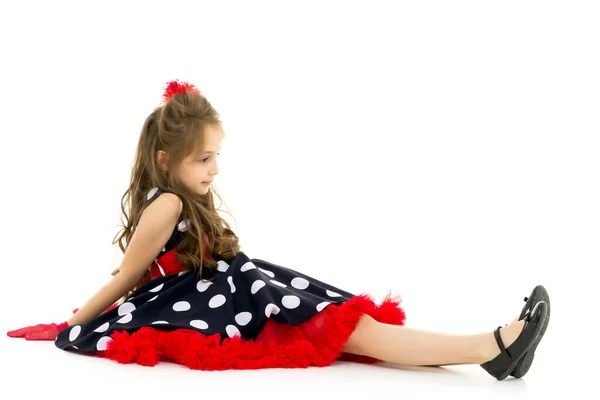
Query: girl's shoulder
[[135, 186, 188, 262], [144, 186, 183, 207], [137, 187, 184, 226]]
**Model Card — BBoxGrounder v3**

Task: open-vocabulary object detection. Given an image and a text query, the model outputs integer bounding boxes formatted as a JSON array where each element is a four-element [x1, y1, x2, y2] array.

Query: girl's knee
[[356, 313, 377, 330], [343, 314, 378, 355]]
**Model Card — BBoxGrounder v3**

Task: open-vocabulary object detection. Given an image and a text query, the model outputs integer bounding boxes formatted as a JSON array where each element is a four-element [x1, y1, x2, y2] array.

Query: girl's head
[[156, 123, 222, 196], [151, 82, 224, 196], [112, 80, 240, 293]]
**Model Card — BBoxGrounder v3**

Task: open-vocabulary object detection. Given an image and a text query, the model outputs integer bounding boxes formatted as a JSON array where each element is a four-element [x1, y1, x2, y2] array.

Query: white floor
[[1, 320, 586, 400], [2, 273, 589, 399]]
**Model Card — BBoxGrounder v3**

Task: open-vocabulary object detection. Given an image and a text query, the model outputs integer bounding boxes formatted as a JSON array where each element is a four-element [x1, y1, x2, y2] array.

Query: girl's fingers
[[7, 324, 48, 337]]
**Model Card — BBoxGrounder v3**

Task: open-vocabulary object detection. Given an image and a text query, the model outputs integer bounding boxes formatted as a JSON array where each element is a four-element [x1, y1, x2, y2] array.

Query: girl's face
[[176, 125, 222, 195]]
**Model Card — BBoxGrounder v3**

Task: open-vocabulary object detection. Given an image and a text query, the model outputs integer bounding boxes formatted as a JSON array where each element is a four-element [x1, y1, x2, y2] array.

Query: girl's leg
[[343, 314, 525, 366]]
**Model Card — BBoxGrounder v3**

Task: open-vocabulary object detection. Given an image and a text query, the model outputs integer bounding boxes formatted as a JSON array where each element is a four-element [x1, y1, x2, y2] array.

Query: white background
[[1, 0, 597, 398]]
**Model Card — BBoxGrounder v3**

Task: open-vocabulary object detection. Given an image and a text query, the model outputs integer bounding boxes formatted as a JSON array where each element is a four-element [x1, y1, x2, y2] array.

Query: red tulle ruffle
[[90, 291, 406, 370]]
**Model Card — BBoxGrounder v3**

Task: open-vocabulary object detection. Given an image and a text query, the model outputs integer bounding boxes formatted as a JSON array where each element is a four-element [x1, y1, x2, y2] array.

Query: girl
[[7, 80, 550, 381]]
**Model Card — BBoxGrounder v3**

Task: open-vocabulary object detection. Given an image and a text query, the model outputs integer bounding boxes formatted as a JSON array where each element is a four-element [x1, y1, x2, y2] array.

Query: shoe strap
[[493, 326, 512, 358]]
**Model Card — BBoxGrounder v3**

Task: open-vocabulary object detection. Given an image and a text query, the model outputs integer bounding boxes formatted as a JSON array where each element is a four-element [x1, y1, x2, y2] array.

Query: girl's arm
[[66, 273, 140, 326], [67, 192, 183, 327], [7, 192, 183, 339]]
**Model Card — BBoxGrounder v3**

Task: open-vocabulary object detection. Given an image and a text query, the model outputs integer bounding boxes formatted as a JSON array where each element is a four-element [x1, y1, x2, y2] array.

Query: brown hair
[[110, 86, 241, 301]]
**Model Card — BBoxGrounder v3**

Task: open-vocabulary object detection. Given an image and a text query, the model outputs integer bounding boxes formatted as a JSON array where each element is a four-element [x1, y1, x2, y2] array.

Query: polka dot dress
[[54, 187, 406, 369]]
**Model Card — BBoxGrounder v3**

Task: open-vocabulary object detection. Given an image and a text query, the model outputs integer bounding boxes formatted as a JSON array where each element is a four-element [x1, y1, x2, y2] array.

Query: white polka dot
[[162, 246, 166, 252], [196, 280, 213, 292], [190, 320, 209, 330], [148, 295, 158, 302], [326, 290, 342, 297], [147, 187, 158, 200], [178, 219, 191, 232], [316, 301, 331, 312], [235, 312, 253, 326], [93, 322, 110, 333], [217, 261, 230, 272], [127, 296, 135, 302], [152, 321, 169, 325], [291, 277, 309, 289], [178, 270, 189, 276], [149, 283, 164, 293], [226, 324, 241, 338], [209, 294, 226, 308], [282, 295, 301, 309], [258, 268, 275, 278], [240, 262, 256, 272], [265, 303, 280, 317], [118, 302, 136, 316], [251, 280, 266, 294], [72, 346, 79, 350], [96, 336, 113, 351], [173, 301, 191, 312], [68, 325, 81, 341], [270, 280, 287, 288], [228, 276, 236, 293], [155, 261, 166, 276], [116, 313, 133, 324]]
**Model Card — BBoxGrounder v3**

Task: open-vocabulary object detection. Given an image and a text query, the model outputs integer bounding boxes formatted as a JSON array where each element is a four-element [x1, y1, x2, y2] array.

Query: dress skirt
[[55, 250, 406, 370]]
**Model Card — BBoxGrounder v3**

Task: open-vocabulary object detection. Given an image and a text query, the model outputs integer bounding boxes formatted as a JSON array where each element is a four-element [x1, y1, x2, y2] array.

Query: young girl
[[7, 79, 550, 381]]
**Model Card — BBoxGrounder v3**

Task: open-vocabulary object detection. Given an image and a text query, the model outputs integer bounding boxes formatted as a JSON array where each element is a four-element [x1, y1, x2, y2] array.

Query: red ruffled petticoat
[[90, 291, 405, 370], [84, 246, 407, 370]]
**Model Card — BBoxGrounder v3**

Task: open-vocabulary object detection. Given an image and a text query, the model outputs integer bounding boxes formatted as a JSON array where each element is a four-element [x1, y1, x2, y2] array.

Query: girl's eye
[[201, 153, 220, 163]]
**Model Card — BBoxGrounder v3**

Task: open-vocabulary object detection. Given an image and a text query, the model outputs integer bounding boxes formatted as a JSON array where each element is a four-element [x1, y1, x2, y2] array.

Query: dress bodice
[[136, 186, 220, 286]]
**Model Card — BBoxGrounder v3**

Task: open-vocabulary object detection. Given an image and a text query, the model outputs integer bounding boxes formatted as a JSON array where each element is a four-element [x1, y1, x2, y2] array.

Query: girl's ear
[[156, 149, 170, 172]]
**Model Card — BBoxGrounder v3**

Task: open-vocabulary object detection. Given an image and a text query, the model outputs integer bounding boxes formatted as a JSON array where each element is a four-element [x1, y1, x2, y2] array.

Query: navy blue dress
[[54, 187, 359, 355]]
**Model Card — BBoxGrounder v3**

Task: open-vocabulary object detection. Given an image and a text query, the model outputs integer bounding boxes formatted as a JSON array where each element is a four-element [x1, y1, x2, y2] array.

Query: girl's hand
[[6, 321, 69, 340], [7, 302, 119, 340]]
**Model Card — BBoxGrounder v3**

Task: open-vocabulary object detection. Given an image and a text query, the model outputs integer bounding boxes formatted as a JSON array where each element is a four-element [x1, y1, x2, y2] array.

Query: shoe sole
[[511, 285, 550, 378], [497, 300, 548, 381]]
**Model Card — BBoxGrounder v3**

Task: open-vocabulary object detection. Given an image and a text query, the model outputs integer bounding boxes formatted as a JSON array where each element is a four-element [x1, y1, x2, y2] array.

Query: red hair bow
[[161, 79, 201, 103]]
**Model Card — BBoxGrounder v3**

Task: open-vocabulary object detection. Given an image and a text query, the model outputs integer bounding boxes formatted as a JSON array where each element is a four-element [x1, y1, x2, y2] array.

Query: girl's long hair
[[110, 87, 241, 301]]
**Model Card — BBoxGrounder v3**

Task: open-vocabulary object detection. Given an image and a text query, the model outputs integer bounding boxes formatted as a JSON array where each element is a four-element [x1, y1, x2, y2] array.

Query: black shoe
[[510, 285, 550, 378], [480, 300, 549, 381]]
